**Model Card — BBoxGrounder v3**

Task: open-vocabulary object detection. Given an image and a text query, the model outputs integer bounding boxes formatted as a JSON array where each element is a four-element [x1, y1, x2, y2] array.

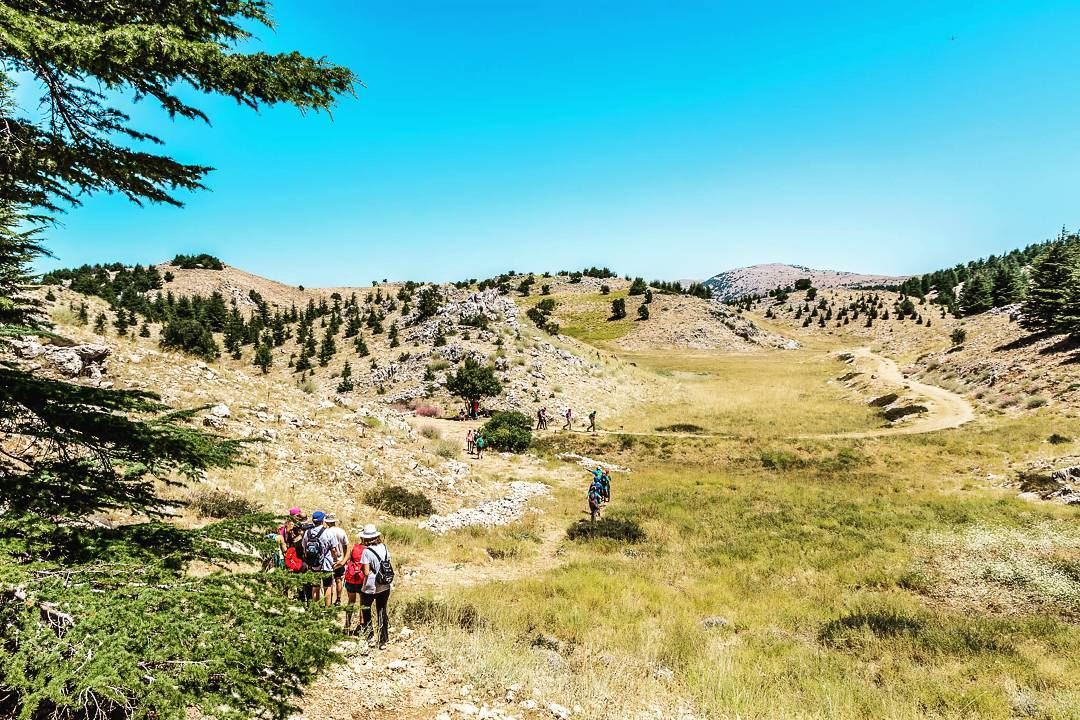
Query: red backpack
[[343, 544, 366, 585], [283, 546, 305, 572]]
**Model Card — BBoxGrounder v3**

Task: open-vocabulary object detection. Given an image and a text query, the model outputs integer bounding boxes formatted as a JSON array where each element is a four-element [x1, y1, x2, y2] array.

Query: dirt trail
[[809, 347, 975, 439]]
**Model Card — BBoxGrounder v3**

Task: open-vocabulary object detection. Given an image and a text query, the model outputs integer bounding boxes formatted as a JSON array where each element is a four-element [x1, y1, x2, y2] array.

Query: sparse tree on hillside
[[628, 277, 647, 295], [254, 341, 272, 374], [637, 303, 650, 320], [610, 298, 627, 320], [337, 360, 354, 393], [445, 357, 502, 414], [318, 328, 337, 366]]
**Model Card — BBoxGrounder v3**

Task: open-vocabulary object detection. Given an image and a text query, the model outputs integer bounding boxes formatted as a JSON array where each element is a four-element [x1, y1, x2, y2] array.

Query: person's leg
[[375, 590, 391, 646], [360, 592, 375, 642], [344, 590, 359, 633]]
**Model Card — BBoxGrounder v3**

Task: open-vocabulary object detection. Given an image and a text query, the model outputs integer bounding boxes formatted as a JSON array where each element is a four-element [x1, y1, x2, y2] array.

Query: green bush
[[171, 253, 225, 270], [567, 517, 646, 543], [363, 485, 434, 518], [190, 488, 262, 519], [481, 411, 533, 452], [950, 328, 967, 346], [1048, 433, 1072, 445], [159, 317, 220, 360]]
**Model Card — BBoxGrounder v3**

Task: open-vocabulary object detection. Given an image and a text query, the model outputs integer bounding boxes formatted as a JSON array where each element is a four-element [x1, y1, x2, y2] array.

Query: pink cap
[[288, 507, 302, 516]]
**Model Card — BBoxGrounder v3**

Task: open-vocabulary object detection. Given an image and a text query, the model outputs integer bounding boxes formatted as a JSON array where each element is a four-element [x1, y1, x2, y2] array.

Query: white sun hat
[[359, 524, 381, 540]]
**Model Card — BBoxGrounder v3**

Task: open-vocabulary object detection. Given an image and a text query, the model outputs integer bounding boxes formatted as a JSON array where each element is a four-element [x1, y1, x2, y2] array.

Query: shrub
[[433, 440, 460, 459], [400, 596, 481, 631], [1048, 433, 1072, 445], [363, 485, 434, 518], [869, 392, 899, 408], [189, 488, 261, 519], [481, 411, 533, 452], [655, 423, 705, 433], [1026, 395, 1048, 409], [610, 298, 627, 320], [159, 318, 220, 360], [567, 517, 646, 543], [883, 405, 928, 422], [759, 448, 806, 470], [420, 425, 441, 440], [414, 403, 441, 417], [950, 328, 967, 346]]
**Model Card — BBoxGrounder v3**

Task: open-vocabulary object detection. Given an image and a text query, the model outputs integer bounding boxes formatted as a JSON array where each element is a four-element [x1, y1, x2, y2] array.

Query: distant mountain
[[703, 263, 910, 301]]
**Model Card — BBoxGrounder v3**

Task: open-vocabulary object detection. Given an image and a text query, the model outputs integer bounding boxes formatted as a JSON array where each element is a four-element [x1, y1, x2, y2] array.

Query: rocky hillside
[[743, 288, 1080, 415], [705, 263, 909, 301]]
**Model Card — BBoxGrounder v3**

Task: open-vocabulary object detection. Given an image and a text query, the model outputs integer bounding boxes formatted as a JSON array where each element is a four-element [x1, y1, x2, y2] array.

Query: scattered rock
[[420, 482, 549, 533], [210, 403, 231, 418]]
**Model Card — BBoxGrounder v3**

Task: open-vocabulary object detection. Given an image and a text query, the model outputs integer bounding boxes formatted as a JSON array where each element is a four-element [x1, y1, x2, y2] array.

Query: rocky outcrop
[[8, 338, 111, 379], [419, 481, 549, 533]]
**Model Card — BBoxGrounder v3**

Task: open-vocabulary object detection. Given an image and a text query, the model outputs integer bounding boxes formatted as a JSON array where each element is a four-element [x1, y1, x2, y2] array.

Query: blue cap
[[312, 510, 326, 522]]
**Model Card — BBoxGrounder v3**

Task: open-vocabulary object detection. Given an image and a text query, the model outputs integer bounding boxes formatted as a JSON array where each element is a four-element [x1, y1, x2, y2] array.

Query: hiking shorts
[[344, 582, 364, 594], [315, 571, 333, 588], [333, 566, 346, 579]]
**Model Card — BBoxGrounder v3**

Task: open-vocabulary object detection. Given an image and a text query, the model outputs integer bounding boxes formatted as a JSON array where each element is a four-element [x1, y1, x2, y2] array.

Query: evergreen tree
[[610, 298, 627, 320], [389, 322, 400, 348], [637, 303, 650, 320], [991, 263, 1026, 307], [1021, 238, 1080, 333], [138, 323, 151, 338], [628, 277, 648, 295], [336, 360, 354, 393], [76, 302, 89, 325], [959, 273, 994, 316], [354, 335, 370, 357], [93, 312, 107, 334], [318, 328, 337, 366], [254, 342, 273, 374]]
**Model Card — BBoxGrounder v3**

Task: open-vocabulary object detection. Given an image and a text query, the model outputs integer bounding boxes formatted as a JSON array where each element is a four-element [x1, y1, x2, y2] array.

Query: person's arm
[[361, 549, 377, 594]]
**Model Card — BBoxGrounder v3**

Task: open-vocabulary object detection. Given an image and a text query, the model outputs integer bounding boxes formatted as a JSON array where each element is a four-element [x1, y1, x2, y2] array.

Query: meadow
[[396, 347, 1080, 720]]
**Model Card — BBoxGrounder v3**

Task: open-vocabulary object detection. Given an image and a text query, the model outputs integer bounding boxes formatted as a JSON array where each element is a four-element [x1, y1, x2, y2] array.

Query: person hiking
[[471, 398, 480, 419], [325, 514, 349, 606], [587, 410, 597, 433], [341, 539, 368, 635], [536, 407, 545, 431], [301, 511, 340, 607], [563, 407, 573, 431], [598, 468, 611, 505], [587, 480, 604, 521], [466, 428, 475, 454], [359, 524, 394, 648], [475, 431, 486, 459]]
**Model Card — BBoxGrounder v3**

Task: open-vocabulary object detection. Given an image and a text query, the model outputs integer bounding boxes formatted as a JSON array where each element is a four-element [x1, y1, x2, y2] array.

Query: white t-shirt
[[361, 543, 392, 593], [327, 526, 349, 558], [304, 524, 339, 572]]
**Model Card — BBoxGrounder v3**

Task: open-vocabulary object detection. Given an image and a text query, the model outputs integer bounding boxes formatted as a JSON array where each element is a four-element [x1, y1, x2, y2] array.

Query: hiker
[[563, 407, 573, 431], [301, 511, 341, 607], [341, 538, 367, 634], [466, 428, 475, 454], [587, 410, 597, 433], [359, 524, 394, 648], [536, 407, 545, 431], [275, 507, 303, 555], [475, 431, 486, 459], [588, 480, 604, 521], [471, 399, 480, 419], [598, 468, 611, 505], [325, 514, 349, 606]]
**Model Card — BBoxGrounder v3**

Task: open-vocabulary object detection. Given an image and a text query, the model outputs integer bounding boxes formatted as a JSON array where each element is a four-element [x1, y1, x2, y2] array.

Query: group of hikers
[[465, 428, 487, 458], [586, 465, 612, 521], [270, 510, 395, 646], [536, 406, 597, 433]]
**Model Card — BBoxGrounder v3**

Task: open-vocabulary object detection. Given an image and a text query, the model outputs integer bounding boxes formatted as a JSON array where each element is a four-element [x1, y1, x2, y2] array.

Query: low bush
[[869, 393, 899, 408], [655, 423, 705, 433], [414, 403, 441, 417], [566, 517, 646, 543], [882, 405, 928, 422], [1048, 433, 1072, 445], [189, 488, 262, 519], [433, 440, 460, 459], [420, 425, 441, 440], [159, 318, 220, 360], [759, 448, 806, 471], [1026, 395, 1048, 409], [950, 328, 967, 346], [400, 596, 482, 631], [481, 411, 533, 452], [363, 485, 434, 518]]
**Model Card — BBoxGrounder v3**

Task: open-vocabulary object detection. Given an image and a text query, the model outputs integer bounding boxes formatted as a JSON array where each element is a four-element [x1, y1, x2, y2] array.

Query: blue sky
[[25, 1, 1080, 285]]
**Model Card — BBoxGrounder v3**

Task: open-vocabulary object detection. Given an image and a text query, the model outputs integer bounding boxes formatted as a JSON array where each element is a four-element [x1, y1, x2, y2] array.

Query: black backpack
[[303, 526, 326, 567], [368, 544, 395, 585]]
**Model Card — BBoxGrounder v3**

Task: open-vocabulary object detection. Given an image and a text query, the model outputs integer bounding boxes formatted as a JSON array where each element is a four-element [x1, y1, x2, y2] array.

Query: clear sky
[[26, 1, 1080, 285]]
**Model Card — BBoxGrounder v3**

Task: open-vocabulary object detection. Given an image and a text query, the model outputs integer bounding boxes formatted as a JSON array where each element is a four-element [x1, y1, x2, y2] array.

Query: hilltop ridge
[[704, 262, 910, 301]]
